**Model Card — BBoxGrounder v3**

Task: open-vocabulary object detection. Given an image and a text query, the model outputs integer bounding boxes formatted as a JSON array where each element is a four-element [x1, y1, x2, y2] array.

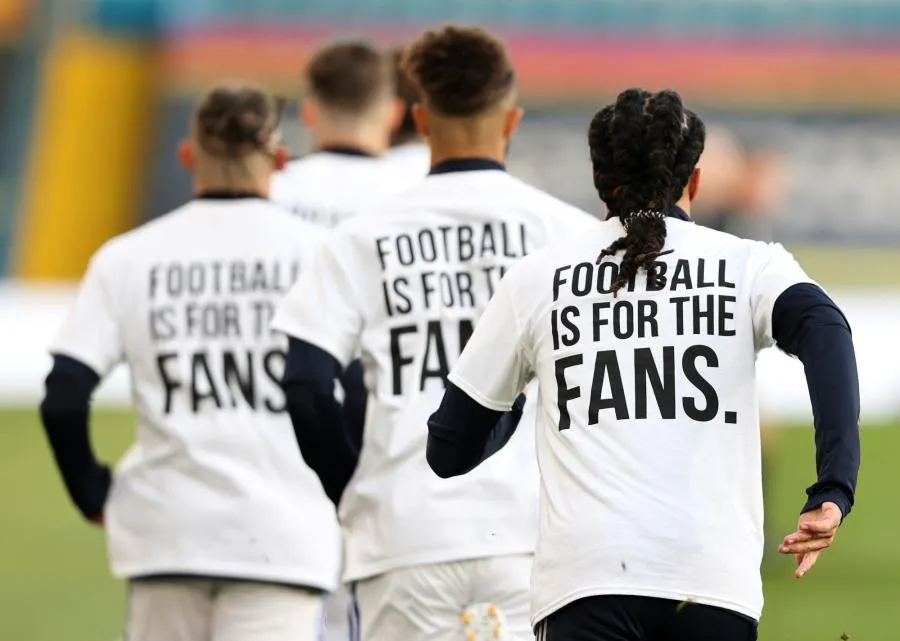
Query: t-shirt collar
[[429, 158, 506, 175]]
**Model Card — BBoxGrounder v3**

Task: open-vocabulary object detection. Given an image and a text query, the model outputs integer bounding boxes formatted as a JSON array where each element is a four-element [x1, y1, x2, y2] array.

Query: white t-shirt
[[272, 167, 600, 582], [51, 198, 341, 590], [270, 151, 422, 228], [384, 142, 431, 178], [447, 217, 814, 623]]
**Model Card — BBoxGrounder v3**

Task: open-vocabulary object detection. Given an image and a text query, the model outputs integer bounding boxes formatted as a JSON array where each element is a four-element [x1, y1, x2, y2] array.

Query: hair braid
[[589, 88, 706, 295]]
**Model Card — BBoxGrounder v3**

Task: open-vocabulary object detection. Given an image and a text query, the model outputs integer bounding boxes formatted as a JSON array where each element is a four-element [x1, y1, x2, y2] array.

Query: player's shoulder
[[670, 218, 790, 260], [501, 174, 600, 226]]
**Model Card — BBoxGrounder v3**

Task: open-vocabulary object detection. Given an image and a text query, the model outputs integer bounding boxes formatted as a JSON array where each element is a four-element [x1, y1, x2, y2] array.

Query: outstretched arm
[[770, 282, 860, 576]]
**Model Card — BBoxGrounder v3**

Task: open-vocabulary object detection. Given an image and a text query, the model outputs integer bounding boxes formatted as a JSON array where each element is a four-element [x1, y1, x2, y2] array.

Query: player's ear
[[273, 144, 290, 171], [688, 167, 701, 202], [300, 99, 318, 129], [178, 139, 196, 172], [412, 103, 429, 137], [504, 107, 525, 139]]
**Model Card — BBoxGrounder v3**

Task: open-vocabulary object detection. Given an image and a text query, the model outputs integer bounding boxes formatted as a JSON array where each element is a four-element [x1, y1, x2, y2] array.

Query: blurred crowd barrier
[[2, 284, 898, 422], [1, 0, 899, 273]]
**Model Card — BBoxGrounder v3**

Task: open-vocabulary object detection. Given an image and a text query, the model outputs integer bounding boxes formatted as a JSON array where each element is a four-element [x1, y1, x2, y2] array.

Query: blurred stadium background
[[0, 0, 898, 639]]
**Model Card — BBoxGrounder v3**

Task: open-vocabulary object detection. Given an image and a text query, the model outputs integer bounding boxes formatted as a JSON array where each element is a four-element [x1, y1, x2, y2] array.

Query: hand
[[778, 501, 842, 578]]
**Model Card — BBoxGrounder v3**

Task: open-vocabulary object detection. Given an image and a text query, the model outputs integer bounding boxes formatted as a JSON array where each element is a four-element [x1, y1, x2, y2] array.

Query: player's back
[[60, 197, 340, 588], [383, 141, 431, 178], [499, 217, 809, 622], [319, 164, 599, 580], [270, 150, 419, 227]]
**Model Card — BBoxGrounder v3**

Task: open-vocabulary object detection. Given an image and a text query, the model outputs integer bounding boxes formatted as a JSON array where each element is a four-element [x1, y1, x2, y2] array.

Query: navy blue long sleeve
[[771, 283, 860, 519], [426, 385, 526, 478], [281, 337, 365, 506], [39, 355, 110, 520]]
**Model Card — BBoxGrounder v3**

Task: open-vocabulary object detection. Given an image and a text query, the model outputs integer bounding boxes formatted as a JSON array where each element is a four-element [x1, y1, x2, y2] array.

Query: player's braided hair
[[195, 84, 281, 159], [589, 88, 706, 294], [404, 25, 515, 117]]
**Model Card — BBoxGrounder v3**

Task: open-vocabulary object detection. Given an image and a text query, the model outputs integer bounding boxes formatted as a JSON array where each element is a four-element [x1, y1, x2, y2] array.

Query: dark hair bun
[[195, 85, 277, 157]]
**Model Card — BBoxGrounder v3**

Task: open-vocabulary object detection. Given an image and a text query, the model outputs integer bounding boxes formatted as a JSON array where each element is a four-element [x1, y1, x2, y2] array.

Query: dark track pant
[[536, 595, 758, 641]]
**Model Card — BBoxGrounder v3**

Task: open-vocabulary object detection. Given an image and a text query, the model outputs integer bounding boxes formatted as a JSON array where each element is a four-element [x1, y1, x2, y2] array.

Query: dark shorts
[[536, 595, 758, 641]]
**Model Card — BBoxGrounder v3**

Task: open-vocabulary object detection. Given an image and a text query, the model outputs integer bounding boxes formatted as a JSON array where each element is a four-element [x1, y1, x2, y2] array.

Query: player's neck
[[312, 128, 388, 157], [674, 195, 692, 217]]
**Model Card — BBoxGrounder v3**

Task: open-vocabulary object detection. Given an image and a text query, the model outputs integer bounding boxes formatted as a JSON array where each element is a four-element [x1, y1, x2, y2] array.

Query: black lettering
[[647, 261, 668, 291], [210, 261, 224, 294], [597, 262, 618, 294], [634, 347, 676, 419], [592, 302, 610, 341], [670, 296, 689, 336], [419, 320, 450, 390], [230, 261, 246, 293], [455, 272, 475, 308], [438, 272, 455, 307], [697, 258, 715, 288], [519, 223, 528, 256], [500, 223, 517, 258], [555, 354, 582, 430], [718, 295, 736, 336], [588, 350, 629, 422], [418, 229, 437, 262], [718, 259, 736, 288], [458, 318, 474, 351], [637, 300, 658, 338], [389, 325, 417, 395], [156, 352, 181, 414], [572, 262, 592, 297], [149, 307, 176, 342], [437, 226, 453, 261], [375, 237, 390, 270], [671, 259, 693, 290], [480, 223, 496, 256], [392, 277, 412, 315], [421, 272, 436, 309], [262, 349, 286, 412], [149, 266, 161, 300], [682, 345, 719, 421], [613, 301, 634, 339], [458, 225, 474, 261], [167, 264, 183, 296], [223, 350, 255, 409], [382, 280, 394, 317], [396, 234, 415, 266], [552, 265, 571, 302], [249, 261, 268, 292], [190, 352, 222, 412], [560, 306, 580, 346], [187, 263, 205, 295], [693, 294, 715, 335]]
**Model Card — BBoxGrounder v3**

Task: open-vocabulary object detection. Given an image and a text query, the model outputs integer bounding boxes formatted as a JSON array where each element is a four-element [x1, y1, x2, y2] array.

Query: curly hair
[[589, 89, 706, 294], [404, 25, 515, 117]]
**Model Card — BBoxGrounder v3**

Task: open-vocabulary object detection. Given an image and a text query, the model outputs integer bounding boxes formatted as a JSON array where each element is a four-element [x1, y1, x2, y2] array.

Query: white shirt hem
[[530, 586, 761, 626], [344, 543, 535, 582], [111, 562, 338, 592]]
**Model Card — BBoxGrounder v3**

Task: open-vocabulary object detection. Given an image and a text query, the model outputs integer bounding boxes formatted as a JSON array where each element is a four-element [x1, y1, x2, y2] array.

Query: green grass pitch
[[1, 408, 896, 641]]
